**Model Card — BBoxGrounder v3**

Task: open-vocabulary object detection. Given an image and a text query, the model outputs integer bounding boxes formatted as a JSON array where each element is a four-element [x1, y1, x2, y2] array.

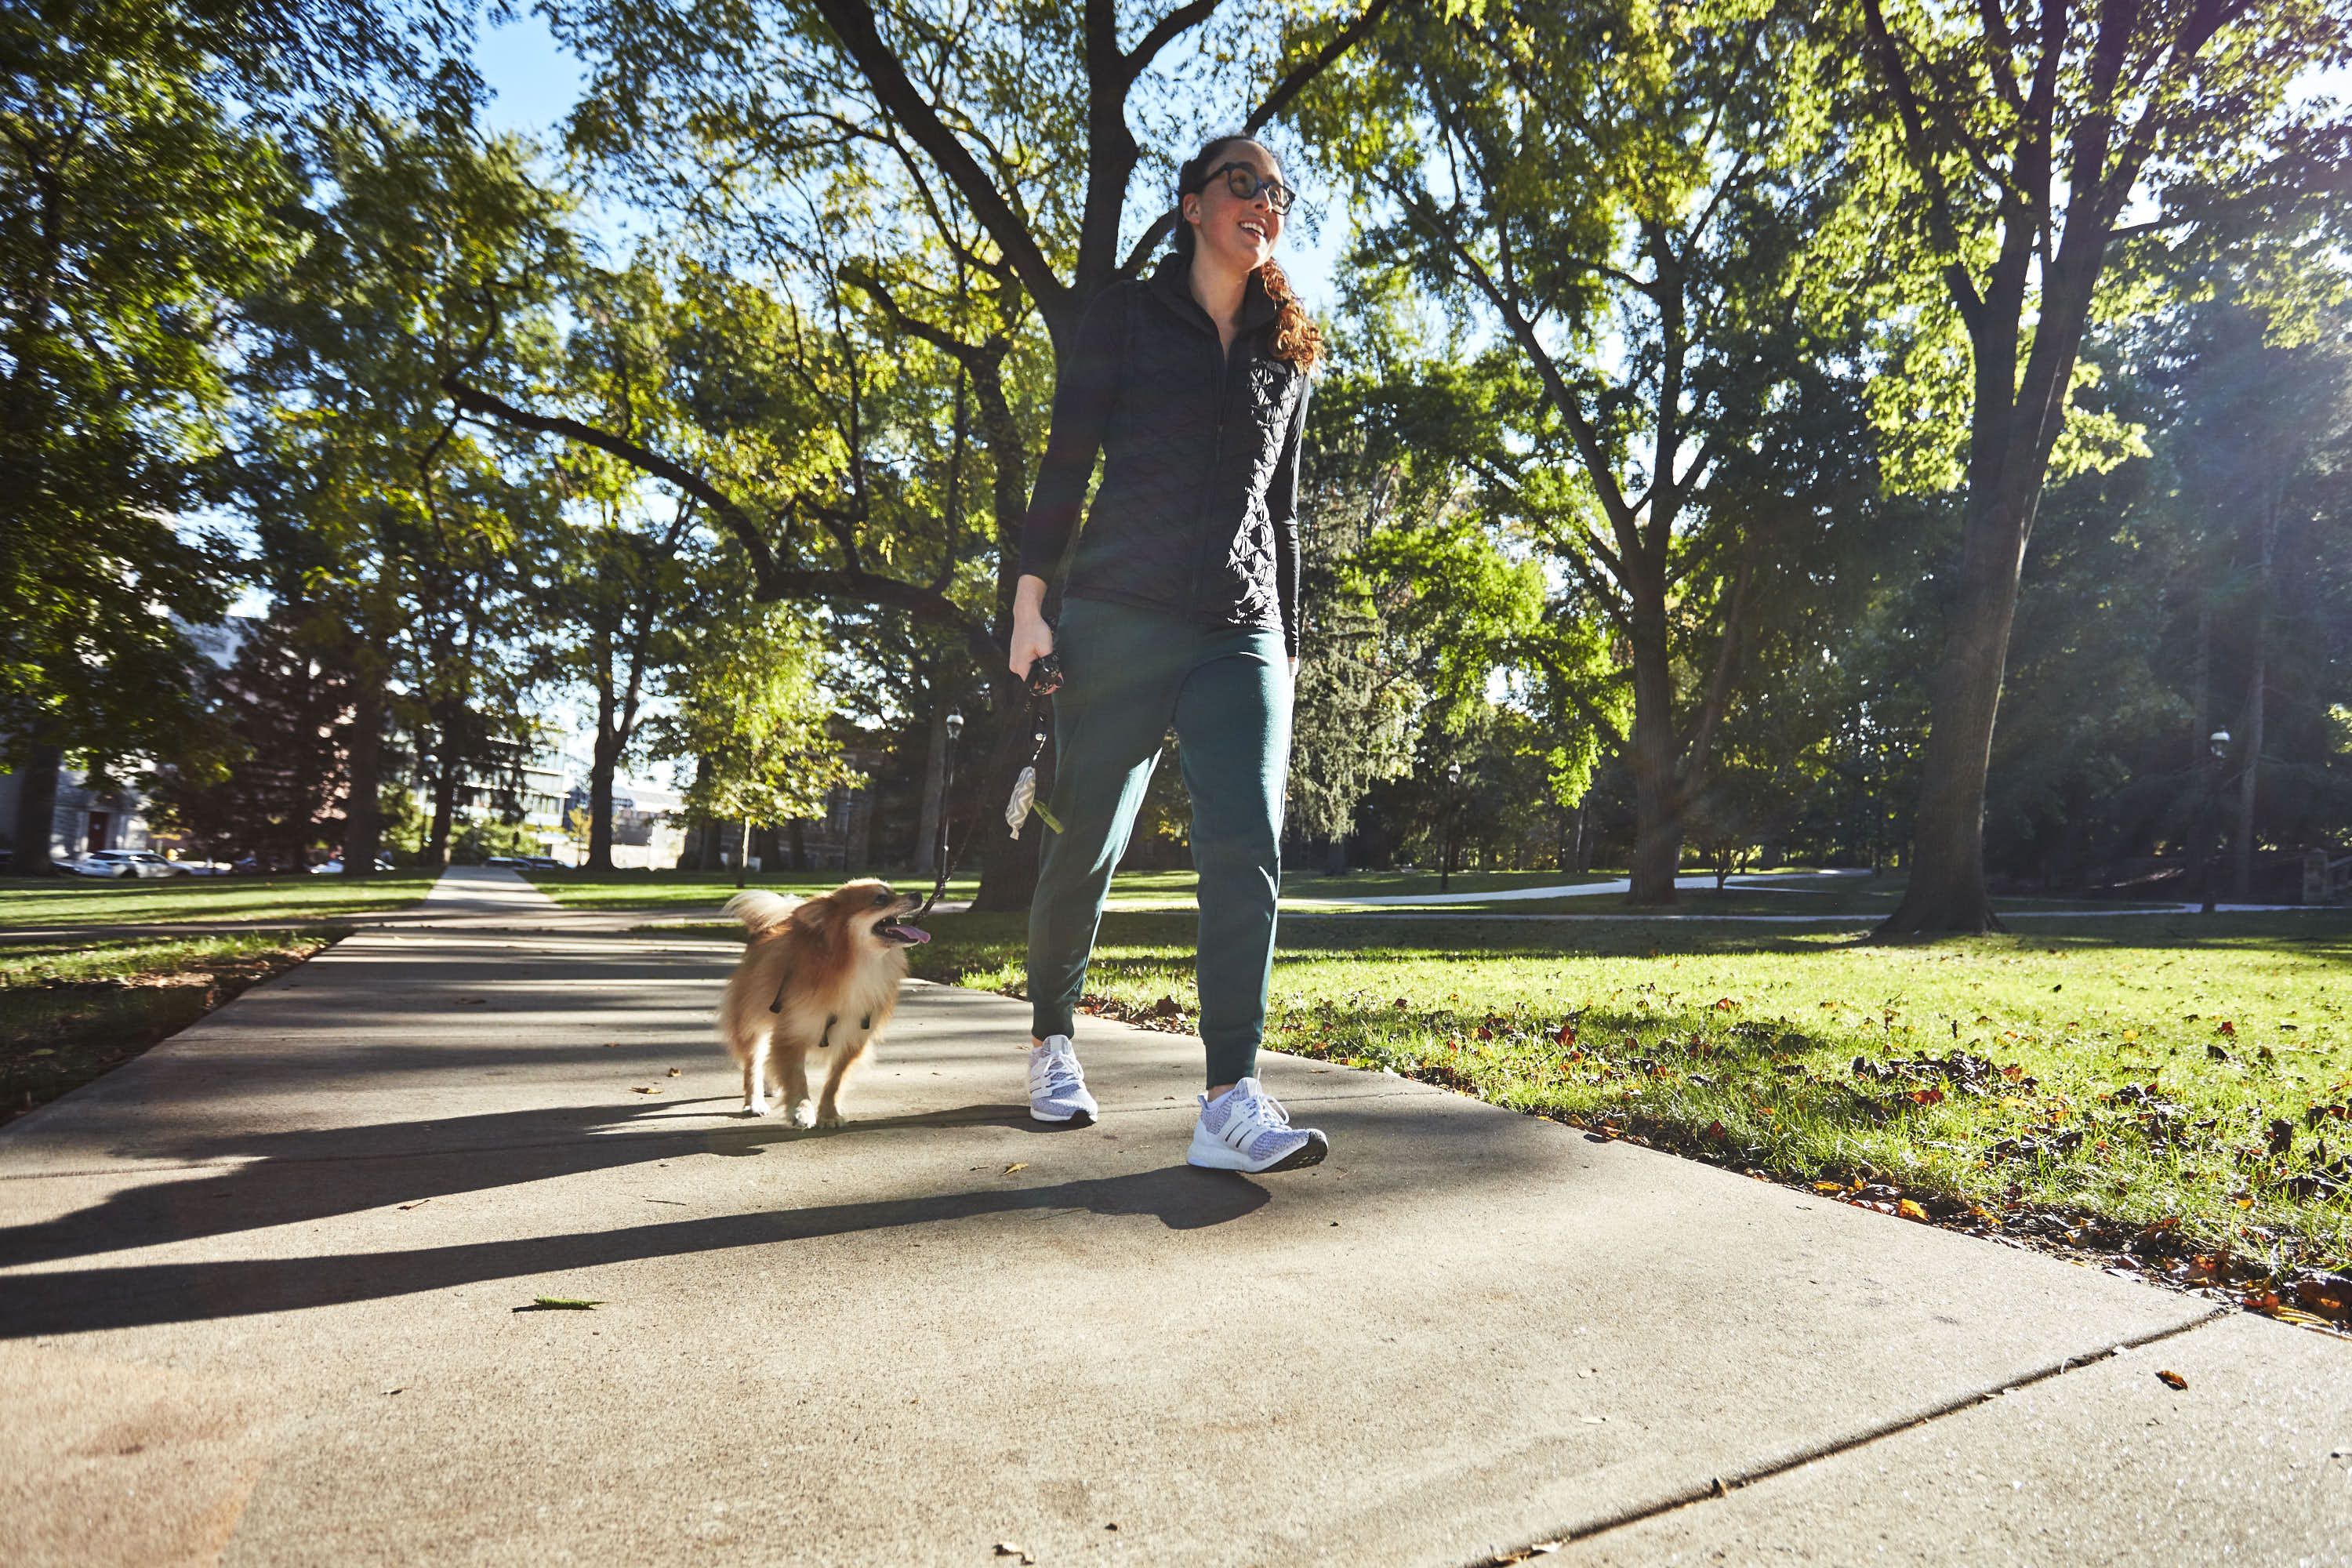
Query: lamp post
[[1441, 758, 1463, 893], [937, 710, 964, 888], [2200, 728, 2230, 914]]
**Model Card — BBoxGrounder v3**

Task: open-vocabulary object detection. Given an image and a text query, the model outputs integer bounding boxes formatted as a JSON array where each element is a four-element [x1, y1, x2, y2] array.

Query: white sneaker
[[1028, 1035, 1098, 1124], [1186, 1077, 1328, 1172]]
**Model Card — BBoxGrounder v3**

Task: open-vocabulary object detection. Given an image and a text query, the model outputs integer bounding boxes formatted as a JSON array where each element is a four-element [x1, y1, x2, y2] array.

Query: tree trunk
[[426, 762, 459, 869], [2232, 654, 2265, 902], [9, 742, 62, 870], [1877, 485, 2034, 935], [1625, 615, 1681, 906], [588, 690, 619, 873], [2231, 499, 2278, 901], [342, 683, 385, 877]]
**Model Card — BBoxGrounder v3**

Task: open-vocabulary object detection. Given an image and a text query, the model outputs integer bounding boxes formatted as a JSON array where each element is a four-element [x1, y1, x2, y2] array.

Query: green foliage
[[0, 0, 300, 771], [143, 611, 354, 866], [449, 818, 537, 865], [652, 600, 854, 828]]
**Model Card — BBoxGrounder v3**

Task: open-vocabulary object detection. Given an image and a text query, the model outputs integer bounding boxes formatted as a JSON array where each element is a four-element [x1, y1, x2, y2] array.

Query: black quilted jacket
[[1017, 256, 1313, 658]]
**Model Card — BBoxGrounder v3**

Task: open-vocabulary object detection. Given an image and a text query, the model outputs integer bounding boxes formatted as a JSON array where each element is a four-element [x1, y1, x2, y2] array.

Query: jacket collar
[[1146, 252, 1279, 339]]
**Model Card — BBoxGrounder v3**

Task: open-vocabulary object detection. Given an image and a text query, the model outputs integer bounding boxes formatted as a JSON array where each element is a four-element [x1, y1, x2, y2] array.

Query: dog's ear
[[787, 896, 833, 931]]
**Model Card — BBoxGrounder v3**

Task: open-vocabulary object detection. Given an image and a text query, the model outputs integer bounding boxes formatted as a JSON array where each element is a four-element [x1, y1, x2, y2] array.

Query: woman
[[1007, 133, 1328, 1173]]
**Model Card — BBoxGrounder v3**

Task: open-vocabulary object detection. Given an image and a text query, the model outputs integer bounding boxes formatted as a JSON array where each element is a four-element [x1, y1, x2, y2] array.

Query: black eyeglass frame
[[1195, 161, 1298, 216]]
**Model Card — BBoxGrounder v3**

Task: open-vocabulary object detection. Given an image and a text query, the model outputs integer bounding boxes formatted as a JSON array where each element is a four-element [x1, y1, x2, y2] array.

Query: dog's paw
[[743, 1098, 771, 1118], [816, 1105, 845, 1129], [787, 1100, 818, 1130]]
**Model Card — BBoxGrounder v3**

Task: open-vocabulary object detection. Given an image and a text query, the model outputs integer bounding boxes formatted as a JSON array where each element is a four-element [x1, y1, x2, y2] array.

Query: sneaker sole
[[1030, 1105, 1096, 1127], [1187, 1128, 1328, 1173]]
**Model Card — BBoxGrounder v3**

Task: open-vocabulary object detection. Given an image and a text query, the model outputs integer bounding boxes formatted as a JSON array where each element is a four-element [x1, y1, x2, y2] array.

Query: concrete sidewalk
[[2, 916, 2347, 1566]]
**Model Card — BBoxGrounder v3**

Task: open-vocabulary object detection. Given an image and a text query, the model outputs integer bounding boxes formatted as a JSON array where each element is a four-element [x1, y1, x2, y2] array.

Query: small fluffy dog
[[718, 879, 931, 1125]]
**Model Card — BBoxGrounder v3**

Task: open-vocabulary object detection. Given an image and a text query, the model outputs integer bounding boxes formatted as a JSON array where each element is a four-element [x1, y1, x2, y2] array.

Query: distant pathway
[[1287, 868, 1878, 908]]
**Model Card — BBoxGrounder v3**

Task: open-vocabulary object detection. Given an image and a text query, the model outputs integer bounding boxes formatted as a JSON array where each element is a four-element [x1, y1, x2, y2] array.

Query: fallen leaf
[[397, 1198, 430, 1211], [993, 1546, 1034, 1564], [522, 1297, 604, 1311], [2156, 1369, 2187, 1390], [667, 1067, 681, 1076], [1813, 1181, 1845, 1193], [1004, 1162, 1028, 1174], [1897, 1199, 1929, 1221], [632, 1085, 662, 1094], [2216, 1021, 2237, 1036]]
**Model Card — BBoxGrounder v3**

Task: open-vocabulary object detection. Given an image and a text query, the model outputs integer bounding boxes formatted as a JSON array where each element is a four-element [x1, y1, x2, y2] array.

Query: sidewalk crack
[[1472, 1306, 2227, 1566]]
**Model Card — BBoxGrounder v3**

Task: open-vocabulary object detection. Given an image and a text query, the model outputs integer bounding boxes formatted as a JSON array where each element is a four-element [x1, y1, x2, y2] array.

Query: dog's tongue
[[880, 923, 931, 944]]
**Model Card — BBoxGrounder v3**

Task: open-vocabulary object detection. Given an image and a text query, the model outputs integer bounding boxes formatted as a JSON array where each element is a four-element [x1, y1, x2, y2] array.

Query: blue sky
[[468, 11, 1348, 305]]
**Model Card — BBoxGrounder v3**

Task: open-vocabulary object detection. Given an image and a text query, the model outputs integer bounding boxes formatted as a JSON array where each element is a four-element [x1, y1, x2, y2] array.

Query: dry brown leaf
[[1004, 1162, 1028, 1174], [632, 1086, 662, 1095], [2156, 1369, 2187, 1390], [1897, 1199, 1929, 1221], [667, 1067, 681, 1076]]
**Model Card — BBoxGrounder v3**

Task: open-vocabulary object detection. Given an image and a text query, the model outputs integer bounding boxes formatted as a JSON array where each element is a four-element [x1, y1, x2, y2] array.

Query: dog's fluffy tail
[[723, 890, 801, 935]]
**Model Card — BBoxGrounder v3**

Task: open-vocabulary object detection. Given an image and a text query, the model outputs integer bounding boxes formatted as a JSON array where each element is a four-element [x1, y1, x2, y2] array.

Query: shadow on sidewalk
[[0, 1096, 1175, 1272], [0, 1163, 1266, 1339], [0, 1095, 1279, 1338]]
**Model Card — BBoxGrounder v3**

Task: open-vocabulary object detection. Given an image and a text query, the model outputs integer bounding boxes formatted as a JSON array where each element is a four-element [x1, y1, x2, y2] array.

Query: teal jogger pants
[[1025, 595, 1292, 1088]]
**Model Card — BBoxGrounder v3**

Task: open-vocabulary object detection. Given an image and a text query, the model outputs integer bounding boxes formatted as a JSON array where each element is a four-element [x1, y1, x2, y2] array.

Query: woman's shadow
[[0, 1097, 1269, 1339]]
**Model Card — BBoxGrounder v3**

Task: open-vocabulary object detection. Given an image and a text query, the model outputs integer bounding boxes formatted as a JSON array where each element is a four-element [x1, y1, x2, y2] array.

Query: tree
[[146, 609, 353, 868], [236, 106, 575, 873], [1, 0, 298, 859], [1860, 0, 2352, 932], [452, 0, 1396, 909], [650, 598, 853, 888], [1310, 0, 1862, 902]]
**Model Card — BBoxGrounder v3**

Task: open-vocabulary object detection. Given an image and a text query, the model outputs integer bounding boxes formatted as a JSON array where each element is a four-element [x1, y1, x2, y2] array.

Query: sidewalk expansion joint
[[1469, 1305, 2227, 1566]]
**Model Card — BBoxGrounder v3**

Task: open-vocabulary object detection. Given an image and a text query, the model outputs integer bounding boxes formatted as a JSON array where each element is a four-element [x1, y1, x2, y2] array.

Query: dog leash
[[764, 653, 1062, 1021], [909, 651, 1064, 924]]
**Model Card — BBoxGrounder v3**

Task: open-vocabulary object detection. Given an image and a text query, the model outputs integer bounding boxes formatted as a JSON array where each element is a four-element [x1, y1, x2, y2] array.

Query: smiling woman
[[1001, 132, 1338, 1172]]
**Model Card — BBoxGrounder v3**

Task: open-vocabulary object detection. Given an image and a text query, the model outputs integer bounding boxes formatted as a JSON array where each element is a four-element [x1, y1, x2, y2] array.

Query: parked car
[[485, 855, 525, 867], [65, 850, 187, 879], [310, 854, 397, 874], [522, 855, 564, 871]]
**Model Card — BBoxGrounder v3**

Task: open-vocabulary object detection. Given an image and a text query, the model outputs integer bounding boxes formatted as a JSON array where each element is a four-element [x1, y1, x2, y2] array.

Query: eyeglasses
[[1203, 161, 1298, 216]]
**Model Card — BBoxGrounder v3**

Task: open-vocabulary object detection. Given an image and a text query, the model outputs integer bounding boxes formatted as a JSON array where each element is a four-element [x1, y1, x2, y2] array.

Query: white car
[[310, 855, 396, 874], [67, 850, 187, 879]]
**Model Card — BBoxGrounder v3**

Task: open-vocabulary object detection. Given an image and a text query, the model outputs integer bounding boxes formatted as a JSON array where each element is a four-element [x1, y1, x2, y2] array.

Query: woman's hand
[[1009, 574, 1054, 681]]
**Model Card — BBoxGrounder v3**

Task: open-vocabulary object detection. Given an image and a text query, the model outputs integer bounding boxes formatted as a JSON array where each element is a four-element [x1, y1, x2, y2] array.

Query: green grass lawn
[[0, 873, 434, 928], [527, 864, 1615, 913], [2, 930, 339, 1124], [897, 907, 2352, 1321], [1453, 887, 2173, 917]]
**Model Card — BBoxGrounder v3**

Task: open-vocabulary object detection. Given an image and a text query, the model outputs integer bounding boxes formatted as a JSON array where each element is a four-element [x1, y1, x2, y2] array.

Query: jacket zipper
[[1188, 330, 1234, 619]]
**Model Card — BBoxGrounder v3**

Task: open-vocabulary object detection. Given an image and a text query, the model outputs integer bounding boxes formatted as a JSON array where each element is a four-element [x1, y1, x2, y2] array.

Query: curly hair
[[1171, 134, 1324, 375]]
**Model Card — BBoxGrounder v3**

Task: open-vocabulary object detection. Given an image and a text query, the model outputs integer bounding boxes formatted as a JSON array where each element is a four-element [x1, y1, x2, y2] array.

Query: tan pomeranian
[[717, 879, 931, 1126]]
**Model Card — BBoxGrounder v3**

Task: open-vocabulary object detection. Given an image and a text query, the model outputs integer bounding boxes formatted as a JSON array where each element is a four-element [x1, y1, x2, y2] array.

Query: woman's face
[[1185, 142, 1285, 272]]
